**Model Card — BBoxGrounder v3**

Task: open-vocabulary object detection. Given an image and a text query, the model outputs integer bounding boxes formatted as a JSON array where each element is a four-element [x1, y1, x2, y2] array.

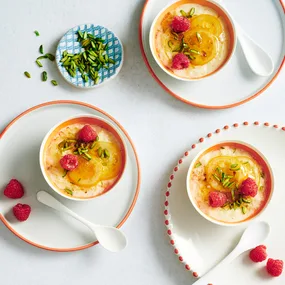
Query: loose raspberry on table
[[78, 125, 97, 142], [209, 191, 227, 208], [240, 177, 258, 197], [171, 16, 190, 33], [172, 53, 190, 70], [4, 179, 24, 199], [267, 258, 283, 277], [60, 154, 78, 171], [249, 245, 267, 262], [13, 203, 31, 222]]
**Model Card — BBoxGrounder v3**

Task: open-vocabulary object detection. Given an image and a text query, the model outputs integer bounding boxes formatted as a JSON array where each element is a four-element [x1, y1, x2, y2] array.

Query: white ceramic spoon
[[215, 0, 274, 77], [192, 221, 270, 285], [37, 191, 128, 252]]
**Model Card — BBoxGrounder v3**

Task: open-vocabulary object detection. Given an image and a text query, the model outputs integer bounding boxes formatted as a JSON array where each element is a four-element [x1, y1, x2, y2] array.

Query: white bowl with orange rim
[[39, 114, 127, 201], [149, 0, 237, 81], [186, 140, 274, 226]]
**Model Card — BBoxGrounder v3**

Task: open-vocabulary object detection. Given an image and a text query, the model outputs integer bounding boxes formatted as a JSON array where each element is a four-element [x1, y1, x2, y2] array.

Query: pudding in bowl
[[186, 141, 273, 225], [149, 0, 236, 80], [40, 115, 126, 200]]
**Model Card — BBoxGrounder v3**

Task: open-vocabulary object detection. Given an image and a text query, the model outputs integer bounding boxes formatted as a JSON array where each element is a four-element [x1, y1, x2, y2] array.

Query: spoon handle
[[37, 191, 94, 230], [192, 245, 241, 285]]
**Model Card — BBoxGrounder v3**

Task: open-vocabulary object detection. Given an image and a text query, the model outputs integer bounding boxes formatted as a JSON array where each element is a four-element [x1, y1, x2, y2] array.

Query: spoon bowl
[[37, 190, 128, 252], [214, 0, 274, 76]]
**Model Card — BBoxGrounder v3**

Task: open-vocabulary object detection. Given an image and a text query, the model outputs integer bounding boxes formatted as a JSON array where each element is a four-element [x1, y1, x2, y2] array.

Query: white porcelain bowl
[[186, 140, 274, 226], [39, 114, 127, 201], [149, 0, 237, 81]]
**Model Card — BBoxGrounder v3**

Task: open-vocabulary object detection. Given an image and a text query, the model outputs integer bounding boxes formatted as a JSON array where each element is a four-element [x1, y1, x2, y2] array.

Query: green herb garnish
[[39, 45, 44, 54], [36, 60, 43, 67], [195, 162, 202, 168], [24, 71, 31, 78]]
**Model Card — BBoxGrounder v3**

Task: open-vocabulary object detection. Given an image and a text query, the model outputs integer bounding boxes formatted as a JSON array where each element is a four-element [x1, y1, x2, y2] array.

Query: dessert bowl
[[149, 0, 237, 81], [56, 24, 124, 88], [186, 141, 274, 226], [40, 114, 127, 201]]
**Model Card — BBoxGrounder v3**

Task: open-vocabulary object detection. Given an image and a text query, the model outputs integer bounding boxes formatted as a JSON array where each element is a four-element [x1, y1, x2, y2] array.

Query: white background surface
[[0, 0, 284, 284]]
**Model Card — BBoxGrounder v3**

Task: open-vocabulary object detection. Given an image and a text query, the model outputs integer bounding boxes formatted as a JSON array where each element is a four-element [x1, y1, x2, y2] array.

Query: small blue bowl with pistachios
[[56, 24, 124, 88]]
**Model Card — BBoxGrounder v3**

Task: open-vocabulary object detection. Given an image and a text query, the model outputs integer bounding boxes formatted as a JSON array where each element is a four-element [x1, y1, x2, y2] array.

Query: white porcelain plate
[[165, 122, 285, 284], [140, 0, 285, 109], [0, 101, 140, 251]]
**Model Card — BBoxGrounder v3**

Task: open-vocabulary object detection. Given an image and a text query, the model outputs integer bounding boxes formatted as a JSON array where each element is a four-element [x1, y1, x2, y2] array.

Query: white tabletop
[[0, 0, 284, 284]]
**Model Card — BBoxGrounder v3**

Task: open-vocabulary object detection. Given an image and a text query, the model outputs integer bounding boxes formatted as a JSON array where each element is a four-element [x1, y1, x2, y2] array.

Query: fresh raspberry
[[13, 203, 31, 222], [171, 16, 190, 33], [240, 177, 258, 197], [209, 191, 227, 208], [78, 125, 97, 142], [172, 53, 190, 70], [249, 245, 267, 262], [267, 258, 283, 277], [4, 179, 24, 199], [60, 154, 78, 171]]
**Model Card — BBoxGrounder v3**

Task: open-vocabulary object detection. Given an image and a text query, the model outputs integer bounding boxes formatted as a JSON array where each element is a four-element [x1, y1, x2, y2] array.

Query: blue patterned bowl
[[56, 24, 124, 88]]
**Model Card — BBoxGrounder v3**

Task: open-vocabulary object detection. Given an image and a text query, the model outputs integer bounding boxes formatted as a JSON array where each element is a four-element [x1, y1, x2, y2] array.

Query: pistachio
[[51, 80, 58, 86], [231, 188, 235, 201], [84, 153, 92, 160], [90, 141, 97, 149], [97, 147, 103, 157], [180, 10, 187, 17], [36, 60, 43, 67], [39, 45, 44, 54], [242, 198, 251, 203], [65, 188, 73, 196], [190, 49, 200, 55], [34, 30, 40, 36], [195, 162, 202, 168], [62, 170, 68, 178], [24, 71, 31, 78], [42, 71, 47, 82], [189, 7, 195, 17], [104, 149, 110, 158], [196, 32, 202, 43], [212, 174, 220, 182], [242, 206, 247, 214]]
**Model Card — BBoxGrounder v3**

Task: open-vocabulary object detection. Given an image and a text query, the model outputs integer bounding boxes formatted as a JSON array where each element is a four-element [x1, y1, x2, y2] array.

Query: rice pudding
[[41, 116, 126, 199], [151, 0, 235, 79], [187, 142, 273, 225]]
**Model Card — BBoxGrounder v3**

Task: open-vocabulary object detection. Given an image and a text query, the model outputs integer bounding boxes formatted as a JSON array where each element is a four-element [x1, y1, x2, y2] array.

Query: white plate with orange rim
[[0, 100, 140, 251], [140, 0, 285, 109], [164, 121, 285, 284]]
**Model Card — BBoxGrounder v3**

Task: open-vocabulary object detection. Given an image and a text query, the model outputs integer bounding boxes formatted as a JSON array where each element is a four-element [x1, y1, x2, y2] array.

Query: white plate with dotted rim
[[0, 100, 140, 251], [56, 24, 124, 89], [139, 0, 285, 109], [164, 121, 285, 284]]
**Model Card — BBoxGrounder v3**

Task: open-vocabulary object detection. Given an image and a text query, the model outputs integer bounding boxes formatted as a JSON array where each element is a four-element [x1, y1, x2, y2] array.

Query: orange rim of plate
[[139, 0, 285, 109], [0, 100, 141, 252]]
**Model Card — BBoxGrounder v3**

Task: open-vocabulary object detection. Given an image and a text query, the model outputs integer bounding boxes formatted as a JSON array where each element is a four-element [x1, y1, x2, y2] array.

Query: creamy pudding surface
[[152, 0, 235, 79], [189, 143, 272, 224], [43, 118, 125, 199]]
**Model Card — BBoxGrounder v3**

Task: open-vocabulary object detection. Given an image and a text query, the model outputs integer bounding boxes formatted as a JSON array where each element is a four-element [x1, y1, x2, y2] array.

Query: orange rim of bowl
[[188, 141, 273, 225], [150, 0, 236, 81], [139, 0, 285, 109], [0, 100, 141, 252], [41, 115, 127, 201]]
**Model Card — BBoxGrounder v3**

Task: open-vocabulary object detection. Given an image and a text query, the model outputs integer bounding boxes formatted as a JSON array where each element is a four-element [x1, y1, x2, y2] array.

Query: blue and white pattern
[[56, 24, 123, 88]]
